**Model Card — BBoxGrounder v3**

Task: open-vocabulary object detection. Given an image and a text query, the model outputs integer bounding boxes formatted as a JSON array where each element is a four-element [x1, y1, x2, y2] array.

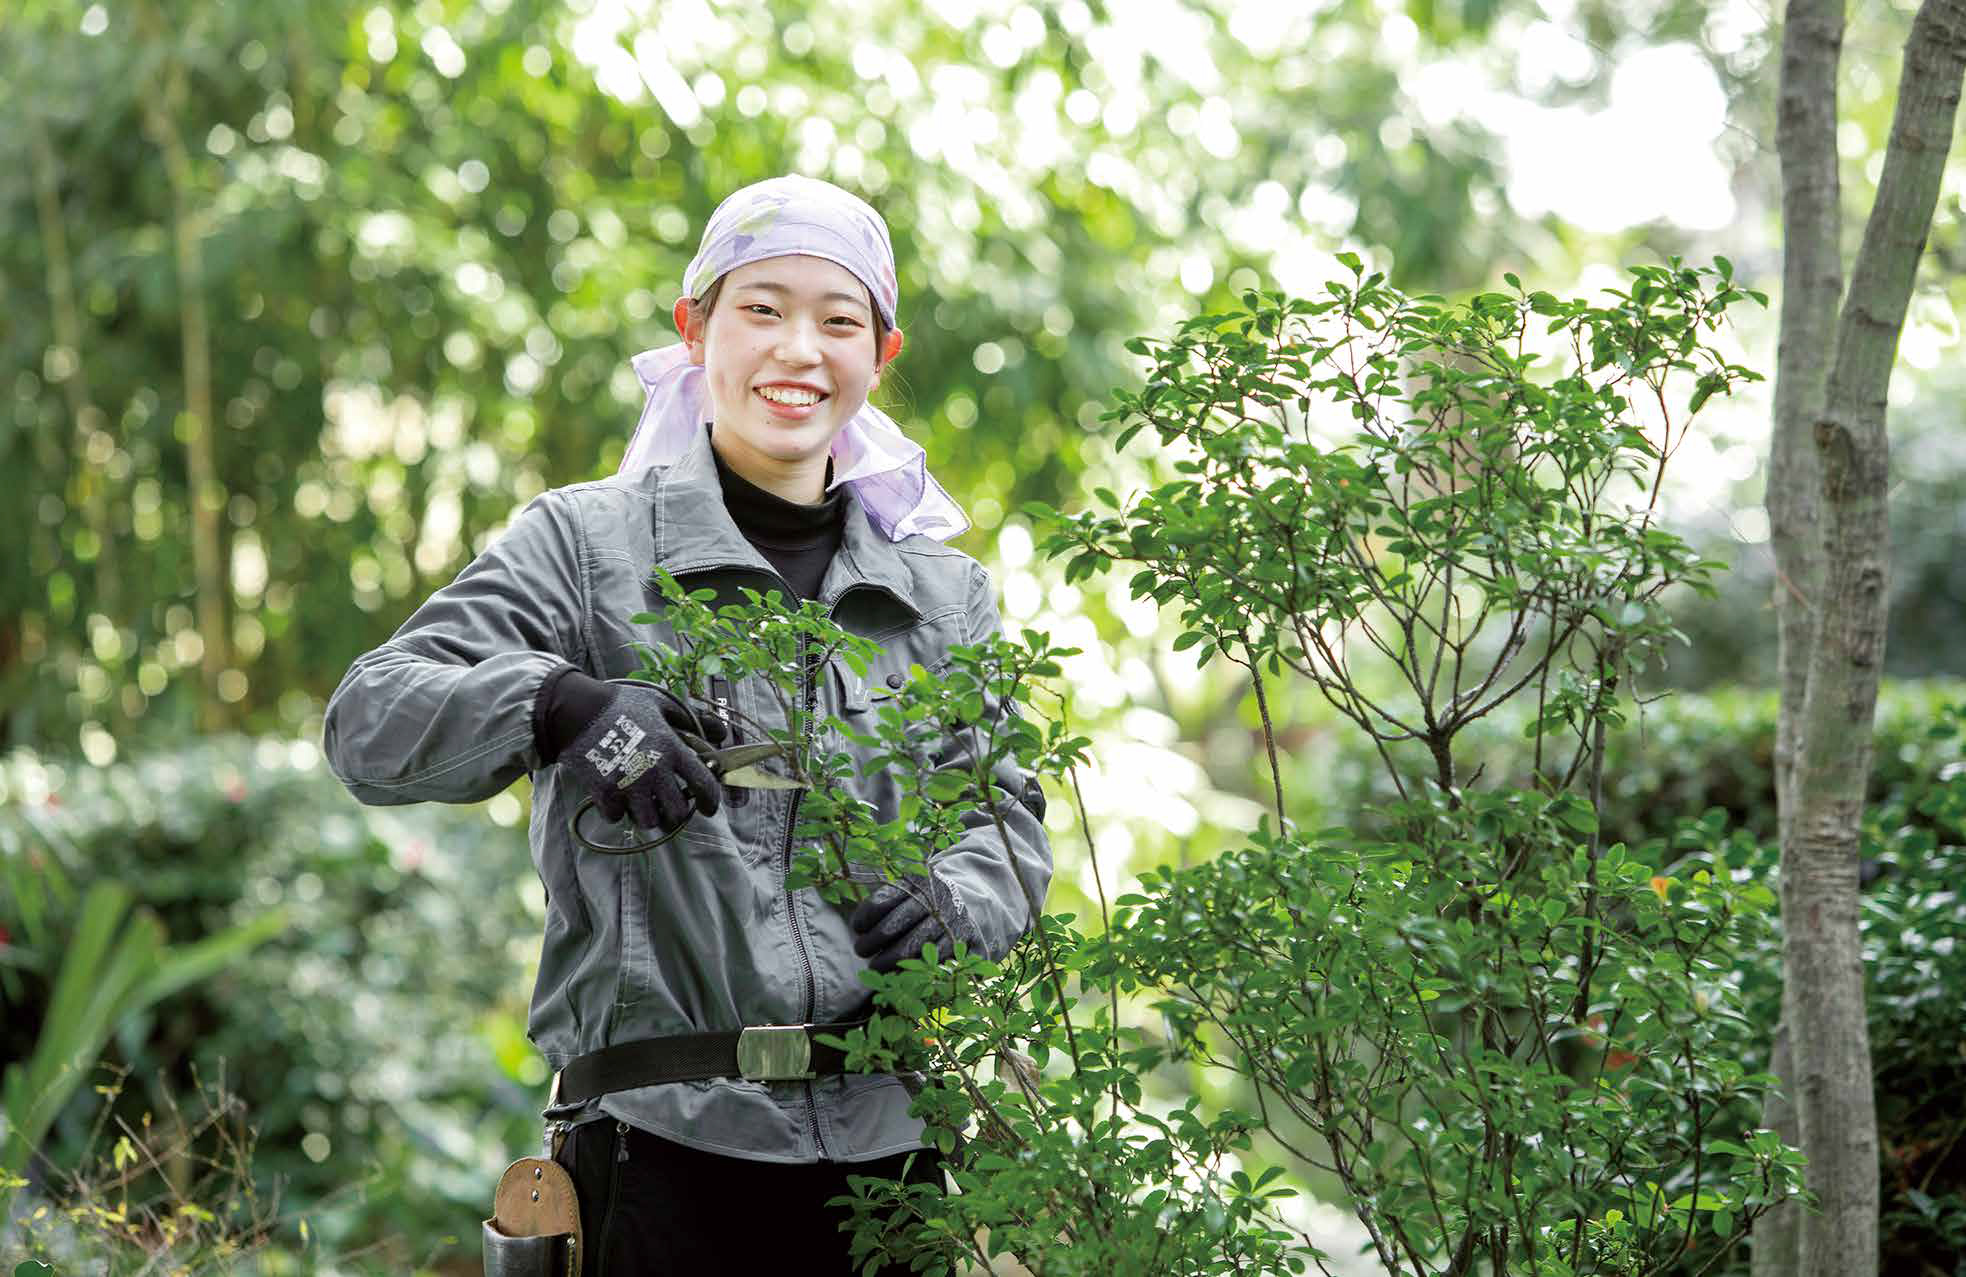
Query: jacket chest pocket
[[836, 649, 954, 715]]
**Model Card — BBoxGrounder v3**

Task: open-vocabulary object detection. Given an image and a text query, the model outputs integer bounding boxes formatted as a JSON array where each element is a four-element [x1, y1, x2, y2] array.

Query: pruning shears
[[568, 681, 808, 856]]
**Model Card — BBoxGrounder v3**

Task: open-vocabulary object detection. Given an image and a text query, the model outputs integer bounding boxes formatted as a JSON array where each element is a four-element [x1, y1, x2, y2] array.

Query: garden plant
[[617, 259, 1809, 1275]]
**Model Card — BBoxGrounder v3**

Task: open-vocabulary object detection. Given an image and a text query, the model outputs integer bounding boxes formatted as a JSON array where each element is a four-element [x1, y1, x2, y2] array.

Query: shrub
[[623, 260, 1808, 1275], [0, 737, 543, 1268]]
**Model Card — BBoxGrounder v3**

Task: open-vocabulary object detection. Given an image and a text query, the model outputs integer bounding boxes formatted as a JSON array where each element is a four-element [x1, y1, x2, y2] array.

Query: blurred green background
[[5, 0, 1966, 1271]]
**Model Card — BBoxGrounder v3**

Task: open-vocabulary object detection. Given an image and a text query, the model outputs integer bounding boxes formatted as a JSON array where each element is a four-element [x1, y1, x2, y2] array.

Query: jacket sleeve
[[930, 563, 1055, 962], [322, 490, 588, 806]]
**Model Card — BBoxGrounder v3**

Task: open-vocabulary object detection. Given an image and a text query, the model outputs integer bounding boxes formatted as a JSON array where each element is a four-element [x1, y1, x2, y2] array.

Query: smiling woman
[[321, 174, 1051, 1277]]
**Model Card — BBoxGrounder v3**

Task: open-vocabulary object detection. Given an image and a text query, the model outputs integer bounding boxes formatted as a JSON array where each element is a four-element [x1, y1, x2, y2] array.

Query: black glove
[[546, 672, 724, 833], [850, 874, 984, 973]]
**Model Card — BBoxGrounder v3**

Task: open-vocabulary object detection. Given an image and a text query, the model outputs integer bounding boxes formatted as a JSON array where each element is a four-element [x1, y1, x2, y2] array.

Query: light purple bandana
[[618, 175, 968, 542]]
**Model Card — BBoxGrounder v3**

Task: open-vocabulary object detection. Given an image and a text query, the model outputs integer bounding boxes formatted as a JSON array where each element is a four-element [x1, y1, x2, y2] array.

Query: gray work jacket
[[321, 426, 1052, 1163]]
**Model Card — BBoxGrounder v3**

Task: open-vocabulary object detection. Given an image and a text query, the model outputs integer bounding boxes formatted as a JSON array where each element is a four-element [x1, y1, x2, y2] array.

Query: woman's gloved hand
[[850, 874, 985, 973], [544, 671, 725, 833]]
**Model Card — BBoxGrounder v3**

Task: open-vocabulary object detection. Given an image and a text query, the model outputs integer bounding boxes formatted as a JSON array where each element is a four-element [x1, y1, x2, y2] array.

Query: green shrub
[[620, 261, 1813, 1275], [0, 737, 544, 1268], [1854, 705, 1966, 1275], [1304, 682, 1966, 1274]]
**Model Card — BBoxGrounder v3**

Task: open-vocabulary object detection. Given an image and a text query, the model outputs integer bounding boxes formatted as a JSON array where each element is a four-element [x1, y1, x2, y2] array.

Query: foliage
[[2, 1069, 278, 1275], [1306, 681, 1966, 1277], [1043, 262, 1795, 1274], [1847, 704, 1966, 1276], [1039, 258, 1761, 804], [0, 864, 282, 1221], [2, 0, 1591, 751], [631, 573, 1309, 1274], [0, 739, 543, 1267], [1634, 698, 1966, 1277], [1121, 806, 1796, 1276], [1234, 676, 1966, 1274], [1314, 679, 1966, 862], [615, 262, 1802, 1275]]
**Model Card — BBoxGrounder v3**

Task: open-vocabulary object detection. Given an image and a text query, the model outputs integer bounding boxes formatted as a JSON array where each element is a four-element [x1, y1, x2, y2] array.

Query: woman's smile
[[756, 383, 828, 417]]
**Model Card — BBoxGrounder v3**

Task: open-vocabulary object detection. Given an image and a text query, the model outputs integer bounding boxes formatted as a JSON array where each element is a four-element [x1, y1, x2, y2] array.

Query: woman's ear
[[673, 298, 705, 364], [879, 327, 904, 369]]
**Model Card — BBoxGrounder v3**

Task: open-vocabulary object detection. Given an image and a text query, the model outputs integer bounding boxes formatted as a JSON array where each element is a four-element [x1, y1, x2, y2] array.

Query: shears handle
[[567, 796, 694, 855]]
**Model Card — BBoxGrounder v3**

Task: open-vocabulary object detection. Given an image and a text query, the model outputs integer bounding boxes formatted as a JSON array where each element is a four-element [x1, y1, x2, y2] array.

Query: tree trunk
[[137, 31, 232, 731], [1768, 3, 1966, 1275], [1757, 2, 1843, 1271]]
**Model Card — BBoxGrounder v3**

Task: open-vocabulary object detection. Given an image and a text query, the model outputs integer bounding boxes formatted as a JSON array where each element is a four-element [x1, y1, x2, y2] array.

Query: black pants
[[556, 1119, 948, 1276]]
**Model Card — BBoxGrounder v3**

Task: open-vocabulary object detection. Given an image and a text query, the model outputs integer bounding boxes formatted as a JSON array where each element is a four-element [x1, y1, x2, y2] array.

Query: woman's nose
[[774, 319, 822, 363]]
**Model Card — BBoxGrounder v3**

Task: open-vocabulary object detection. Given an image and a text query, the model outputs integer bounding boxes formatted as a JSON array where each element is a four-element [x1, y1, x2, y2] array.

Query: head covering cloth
[[619, 175, 968, 542]]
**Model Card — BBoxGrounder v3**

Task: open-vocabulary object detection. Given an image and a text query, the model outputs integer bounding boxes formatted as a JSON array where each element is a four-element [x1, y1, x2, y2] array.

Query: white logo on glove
[[584, 714, 662, 790]]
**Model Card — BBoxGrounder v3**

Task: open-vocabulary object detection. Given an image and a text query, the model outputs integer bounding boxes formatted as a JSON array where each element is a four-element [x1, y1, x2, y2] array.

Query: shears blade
[[703, 742, 783, 772], [701, 742, 808, 791], [719, 764, 808, 791]]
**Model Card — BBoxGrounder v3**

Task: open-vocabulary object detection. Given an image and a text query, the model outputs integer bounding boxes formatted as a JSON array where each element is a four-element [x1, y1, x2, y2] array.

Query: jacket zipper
[[781, 630, 829, 1159]]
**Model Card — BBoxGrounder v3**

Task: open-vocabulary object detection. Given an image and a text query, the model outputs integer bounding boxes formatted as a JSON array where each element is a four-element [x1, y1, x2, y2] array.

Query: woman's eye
[[744, 304, 779, 317], [828, 316, 863, 328]]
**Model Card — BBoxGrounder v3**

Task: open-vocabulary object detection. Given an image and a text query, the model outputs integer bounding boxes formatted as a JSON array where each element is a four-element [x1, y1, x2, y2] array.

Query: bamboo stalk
[[136, 20, 231, 730], [31, 119, 123, 664]]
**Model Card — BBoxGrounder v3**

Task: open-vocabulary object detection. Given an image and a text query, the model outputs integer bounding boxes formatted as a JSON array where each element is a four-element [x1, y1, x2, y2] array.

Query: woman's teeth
[[758, 386, 823, 405]]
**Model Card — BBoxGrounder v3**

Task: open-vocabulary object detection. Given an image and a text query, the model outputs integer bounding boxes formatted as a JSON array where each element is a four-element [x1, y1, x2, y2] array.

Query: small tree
[[629, 261, 1804, 1275], [1762, 2, 1966, 1272]]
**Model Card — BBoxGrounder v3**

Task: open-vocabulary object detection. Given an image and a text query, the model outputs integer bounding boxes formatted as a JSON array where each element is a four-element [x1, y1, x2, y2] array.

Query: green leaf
[[1553, 795, 1599, 834], [129, 906, 291, 1009], [2, 885, 283, 1207]]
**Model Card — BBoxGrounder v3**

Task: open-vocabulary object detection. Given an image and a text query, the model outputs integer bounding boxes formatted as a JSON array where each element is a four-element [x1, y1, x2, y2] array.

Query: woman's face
[[681, 254, 891, 491]]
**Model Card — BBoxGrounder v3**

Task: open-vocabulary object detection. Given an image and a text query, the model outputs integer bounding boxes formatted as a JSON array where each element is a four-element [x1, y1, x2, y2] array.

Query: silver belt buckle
[[737, 1025, 814, 1081]]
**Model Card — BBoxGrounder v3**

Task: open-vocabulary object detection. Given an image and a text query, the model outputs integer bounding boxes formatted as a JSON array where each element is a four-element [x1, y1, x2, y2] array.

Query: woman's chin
[[749, 416, 845, 455]]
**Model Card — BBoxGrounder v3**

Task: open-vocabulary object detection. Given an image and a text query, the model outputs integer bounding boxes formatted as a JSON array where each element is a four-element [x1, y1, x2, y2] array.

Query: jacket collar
[[650, 424, 924, 620]]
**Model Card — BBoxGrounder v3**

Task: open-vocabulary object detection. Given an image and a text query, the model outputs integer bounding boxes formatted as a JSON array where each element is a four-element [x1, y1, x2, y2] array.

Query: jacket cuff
[[533, 664, 612, 764]]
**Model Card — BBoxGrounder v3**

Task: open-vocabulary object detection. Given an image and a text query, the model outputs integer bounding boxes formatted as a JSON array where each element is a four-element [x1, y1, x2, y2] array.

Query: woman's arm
[[322, 490, 590, 806], [924, 563, 1055, 960]]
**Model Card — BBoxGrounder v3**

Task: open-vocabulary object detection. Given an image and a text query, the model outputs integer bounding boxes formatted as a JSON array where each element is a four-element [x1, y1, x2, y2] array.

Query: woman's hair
[[685, 273, 903, 409]]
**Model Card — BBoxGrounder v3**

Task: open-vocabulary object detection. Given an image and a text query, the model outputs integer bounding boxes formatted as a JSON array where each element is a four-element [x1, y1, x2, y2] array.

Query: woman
[[322, 175, 1053, 1273]]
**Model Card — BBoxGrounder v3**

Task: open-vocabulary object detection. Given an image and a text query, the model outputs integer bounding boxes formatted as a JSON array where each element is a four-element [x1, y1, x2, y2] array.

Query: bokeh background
[[5, 0, 1965, 1271]]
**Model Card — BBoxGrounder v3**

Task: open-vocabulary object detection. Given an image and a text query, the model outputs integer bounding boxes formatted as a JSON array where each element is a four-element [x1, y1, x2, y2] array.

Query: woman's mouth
[[756, 385, 828, 419]]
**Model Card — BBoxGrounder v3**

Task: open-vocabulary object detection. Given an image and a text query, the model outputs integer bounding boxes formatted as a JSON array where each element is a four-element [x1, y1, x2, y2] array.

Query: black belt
[[551, 1021, 873, 1105]]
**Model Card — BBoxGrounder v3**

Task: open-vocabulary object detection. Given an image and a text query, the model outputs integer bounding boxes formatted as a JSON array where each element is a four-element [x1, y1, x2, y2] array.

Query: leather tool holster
[[482, 1156, 583, 1277]]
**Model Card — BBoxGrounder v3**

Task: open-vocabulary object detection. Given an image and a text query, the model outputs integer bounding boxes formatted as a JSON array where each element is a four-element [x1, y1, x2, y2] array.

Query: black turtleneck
[[708, 434, 846, 605]]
